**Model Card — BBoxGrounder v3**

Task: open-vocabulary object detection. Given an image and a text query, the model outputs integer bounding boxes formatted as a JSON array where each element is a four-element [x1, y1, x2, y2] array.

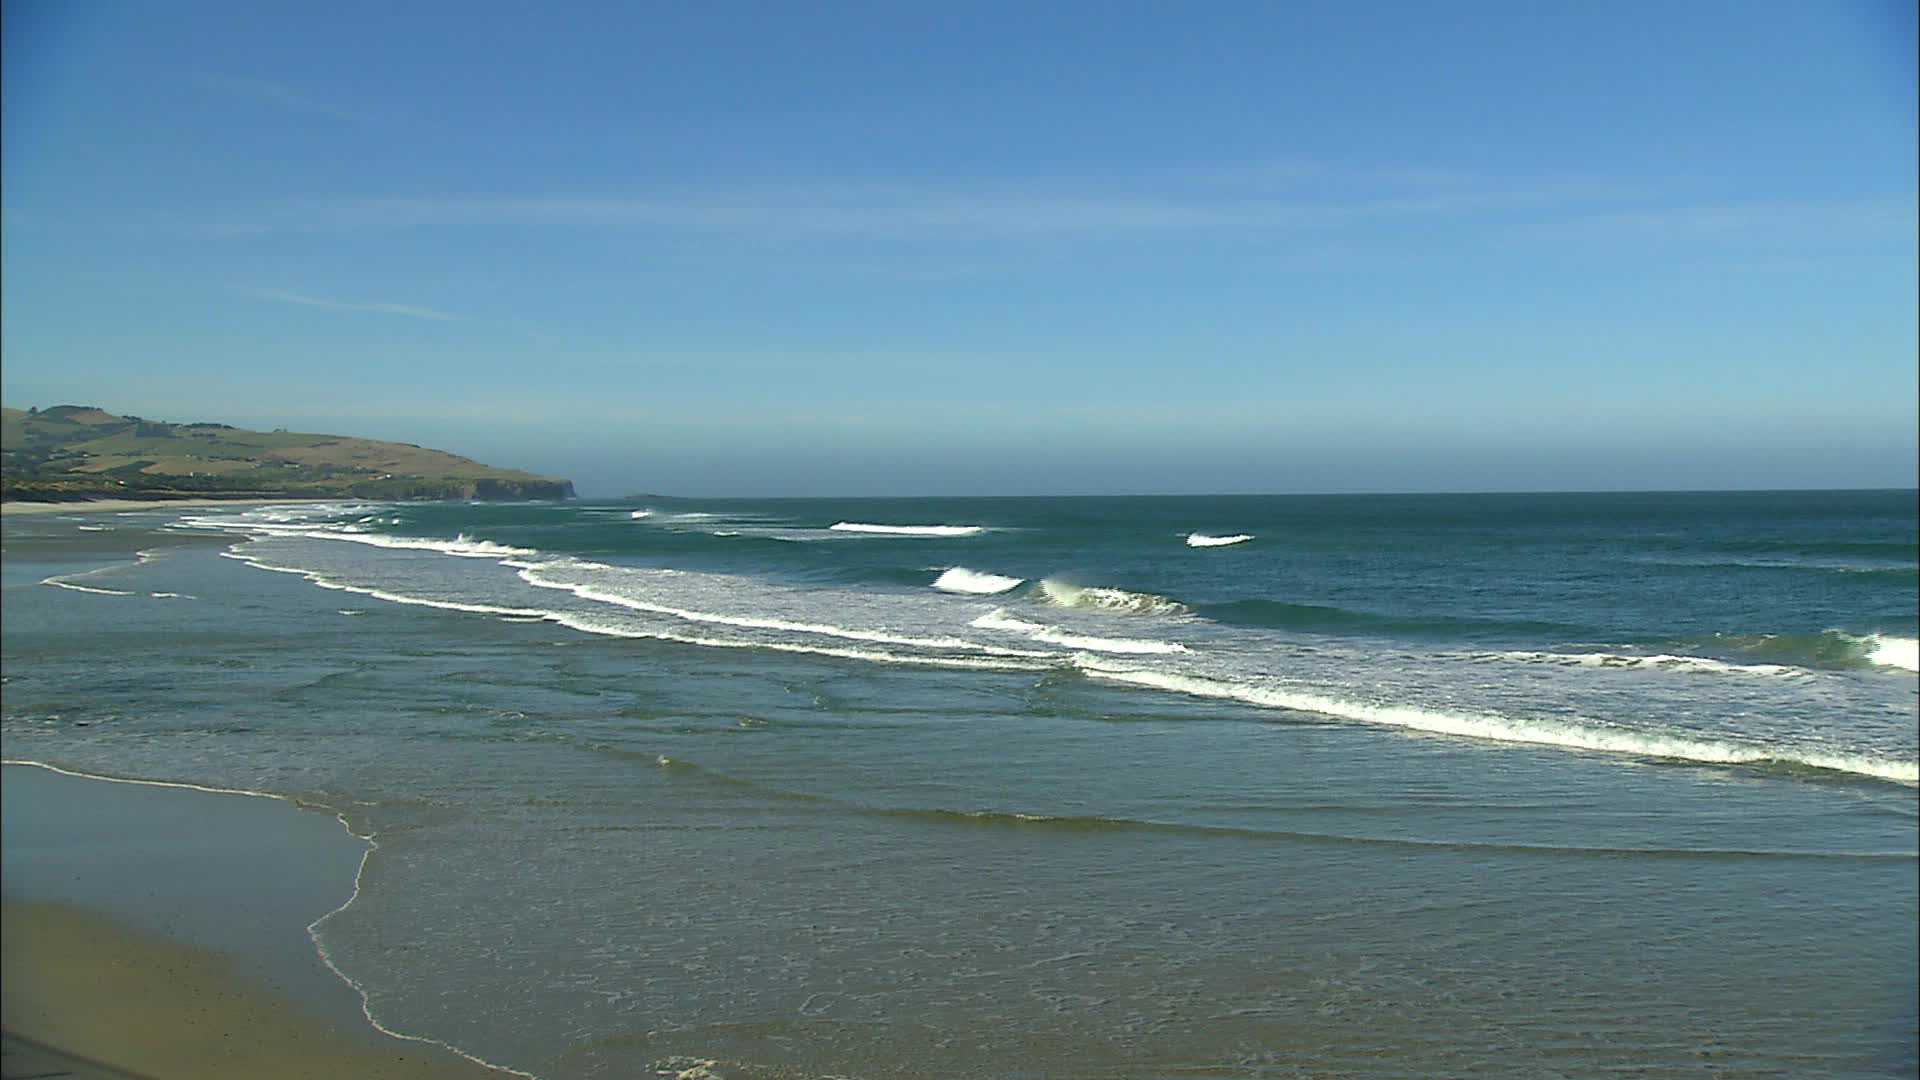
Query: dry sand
[[1, 497, 320, 516]]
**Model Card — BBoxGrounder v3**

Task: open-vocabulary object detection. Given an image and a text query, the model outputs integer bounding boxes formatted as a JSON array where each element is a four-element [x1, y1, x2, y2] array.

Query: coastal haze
[[4, 3, 1917, 1079]]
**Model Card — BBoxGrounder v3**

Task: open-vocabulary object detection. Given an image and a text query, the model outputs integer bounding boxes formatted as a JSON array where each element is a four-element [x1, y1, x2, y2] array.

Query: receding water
[[3, 491, 1915, 1078]]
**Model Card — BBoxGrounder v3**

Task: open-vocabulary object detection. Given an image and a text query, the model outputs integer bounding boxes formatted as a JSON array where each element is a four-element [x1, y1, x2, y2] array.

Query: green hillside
[[1, 405, 574, 502]]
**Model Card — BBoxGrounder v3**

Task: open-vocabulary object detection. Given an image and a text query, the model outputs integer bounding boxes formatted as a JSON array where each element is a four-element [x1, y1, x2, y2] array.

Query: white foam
[[1038, 579, 1188, 616], [1076, 663, 1919, 784], [318, 530, 539, 558], [933, 567, 1025, 595], [76, 525, 113, 532], [41, 579, 135, 596], [516, 564, 1053, 658], [1186, 533, 1253, 547], [148, 592, 195, 600], [222, 549, 1053, 672], [37, 550, 167, 595], [1865, 634, 1919, 673], [179, 516, 538, 559], [971, 609, 1189, 654], [1487, 650, 1804, 678], [829, 522, 984, 537], [629, 509, 654, 519]]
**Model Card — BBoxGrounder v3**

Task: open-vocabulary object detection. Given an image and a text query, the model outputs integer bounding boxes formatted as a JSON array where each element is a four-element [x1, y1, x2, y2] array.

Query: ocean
[[3, 490, 1915, 1078]]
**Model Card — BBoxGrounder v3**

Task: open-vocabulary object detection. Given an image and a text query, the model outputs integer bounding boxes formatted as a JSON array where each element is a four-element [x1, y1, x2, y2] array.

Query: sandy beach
[[1, 764, 512, 1079], [0, 497, 324, 517]]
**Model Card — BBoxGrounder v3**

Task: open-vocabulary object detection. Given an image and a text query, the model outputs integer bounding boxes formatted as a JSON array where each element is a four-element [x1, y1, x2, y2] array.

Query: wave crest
[[1866, 634, 1919, 672], [1038, 579, 1187, 616], [829, 522, 984, 537], [1186, 533, 1253, 547], [933, 567, 1024, 594]]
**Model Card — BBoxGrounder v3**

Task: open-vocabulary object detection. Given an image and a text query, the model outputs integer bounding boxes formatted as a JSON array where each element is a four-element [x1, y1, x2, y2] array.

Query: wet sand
[[0, 764, 512, 1079]]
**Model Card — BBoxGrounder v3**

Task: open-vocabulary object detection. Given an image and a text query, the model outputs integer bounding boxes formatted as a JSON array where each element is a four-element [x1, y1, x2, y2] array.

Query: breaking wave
[[829, 522, 984, 537], [1698, 630, 1920, 673], [1038, 579, 1188, 617], [933, 567, 1024, 594], [1866, 634, 1919, 672], [1186, 533, 1253, 547]]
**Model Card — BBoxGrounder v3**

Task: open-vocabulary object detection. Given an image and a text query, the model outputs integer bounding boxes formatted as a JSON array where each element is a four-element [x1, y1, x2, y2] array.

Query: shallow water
[[3, 491, 1915, 1077]]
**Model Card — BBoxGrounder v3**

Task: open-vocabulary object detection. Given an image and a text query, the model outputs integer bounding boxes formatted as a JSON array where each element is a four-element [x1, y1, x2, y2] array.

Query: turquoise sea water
[[3, 491, 1916, 1078]]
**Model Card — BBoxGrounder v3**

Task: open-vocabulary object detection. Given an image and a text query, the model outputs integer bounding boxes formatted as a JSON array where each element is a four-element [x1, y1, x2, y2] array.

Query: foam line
[[222, 549, 1051, 672], [37, 549, 171, 595], [1485, 651, 1805, 678], [0, 761, 540, 1079], [182, 518, 537, 558], [972, 609, 1189, 654], [516, 563, 1054, 657], [40, 579, 136, 596], [1075, 663, 1920, 784], [829, 522, 984, 536]]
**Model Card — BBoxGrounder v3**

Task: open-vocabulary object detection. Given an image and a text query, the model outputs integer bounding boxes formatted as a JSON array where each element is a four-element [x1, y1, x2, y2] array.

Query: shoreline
[[1, 497, 330, 517], [0, 760, 529, 1079]]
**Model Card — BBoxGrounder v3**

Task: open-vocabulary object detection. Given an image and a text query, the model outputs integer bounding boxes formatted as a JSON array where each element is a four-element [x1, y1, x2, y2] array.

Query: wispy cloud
[[1500, 198, 1919, 256], [192, 74, 358, 122], [322, 192, 1356, 233], [286, 169, 1636, 238], [247, 289, 456, 321]]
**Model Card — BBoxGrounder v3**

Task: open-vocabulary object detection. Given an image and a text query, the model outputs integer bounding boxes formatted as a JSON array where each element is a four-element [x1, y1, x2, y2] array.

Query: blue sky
[[4, 1, 1915, 496]]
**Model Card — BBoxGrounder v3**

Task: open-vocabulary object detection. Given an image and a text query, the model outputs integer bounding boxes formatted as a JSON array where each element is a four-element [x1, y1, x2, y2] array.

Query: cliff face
[[2, 405, 576, 502]]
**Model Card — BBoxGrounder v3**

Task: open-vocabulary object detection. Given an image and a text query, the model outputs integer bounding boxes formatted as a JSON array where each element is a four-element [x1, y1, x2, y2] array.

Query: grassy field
[[2, 405, 574, 502]]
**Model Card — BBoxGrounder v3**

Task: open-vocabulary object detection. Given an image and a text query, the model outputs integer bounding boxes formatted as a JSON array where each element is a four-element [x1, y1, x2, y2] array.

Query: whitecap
[[1186, 533, 1253, 547], [933, 567, 1024, 595], [1866, 634, 1919, 672], [829, 522, 984, 537]]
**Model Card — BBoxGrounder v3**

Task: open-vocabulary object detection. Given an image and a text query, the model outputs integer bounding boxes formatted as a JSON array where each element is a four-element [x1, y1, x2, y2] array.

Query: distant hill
[[1, 405, 575, 502]]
